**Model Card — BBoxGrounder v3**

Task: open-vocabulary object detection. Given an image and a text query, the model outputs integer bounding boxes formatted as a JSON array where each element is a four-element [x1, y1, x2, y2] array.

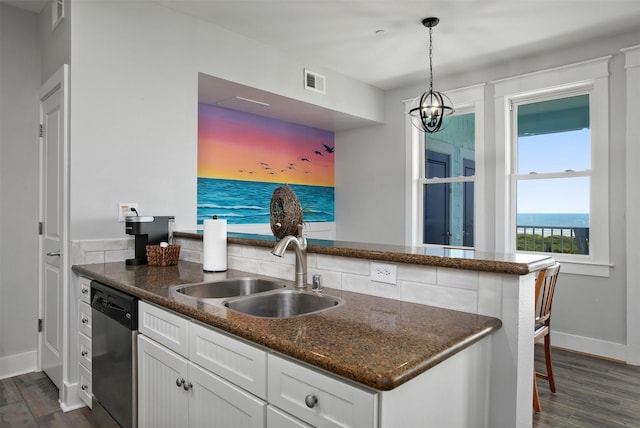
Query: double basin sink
[[170, 277, 343, 319]]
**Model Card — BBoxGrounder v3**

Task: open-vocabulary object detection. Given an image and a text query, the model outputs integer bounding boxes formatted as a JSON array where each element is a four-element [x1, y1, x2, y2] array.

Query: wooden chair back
[[534, 263, 561, 339]]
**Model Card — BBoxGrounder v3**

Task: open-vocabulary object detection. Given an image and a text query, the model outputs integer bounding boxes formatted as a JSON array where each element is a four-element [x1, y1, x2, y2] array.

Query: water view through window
[[515, 94, 590, 255]]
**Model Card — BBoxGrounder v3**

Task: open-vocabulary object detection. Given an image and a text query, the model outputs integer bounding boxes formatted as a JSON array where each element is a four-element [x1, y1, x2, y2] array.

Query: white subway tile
[[227, 256, 258, 273], [257, 260, 293, 280], [316, 255, 369, 275], [436, 267, 479, 291], [85, 251, 105, 264], [174, 237, 202, 251], [402, 281, 477, 313], [178, 248, 202, 263], [78, 238, 130, 252], [104, 249, 132, 263], [342, 273, 401, 300], [307, 268, 342, 290], [397, 263, 437, 283]]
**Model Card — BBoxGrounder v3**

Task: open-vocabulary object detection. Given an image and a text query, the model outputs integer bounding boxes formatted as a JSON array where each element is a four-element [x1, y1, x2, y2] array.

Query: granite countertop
[[175, 231, 555, 275], [72, 260, 502, 391]]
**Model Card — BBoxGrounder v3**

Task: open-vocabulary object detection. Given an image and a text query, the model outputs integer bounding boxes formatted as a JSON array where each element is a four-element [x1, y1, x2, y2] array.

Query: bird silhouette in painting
[[314, 150, 323, 156], [322, 144, 335, 153], [301, 157, 310, 162], [257, 162, 270, 166]]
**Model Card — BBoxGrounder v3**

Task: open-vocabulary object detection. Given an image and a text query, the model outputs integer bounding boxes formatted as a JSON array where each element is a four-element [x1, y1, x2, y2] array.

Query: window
[[512, 94, 591, 255], [405, 84, 485, 249], [422, 113, 475, 247], [494, 57, 610, 276]]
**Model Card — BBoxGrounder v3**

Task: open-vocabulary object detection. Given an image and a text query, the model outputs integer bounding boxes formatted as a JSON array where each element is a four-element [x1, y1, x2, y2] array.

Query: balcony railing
[[517, 225, 589, 255]]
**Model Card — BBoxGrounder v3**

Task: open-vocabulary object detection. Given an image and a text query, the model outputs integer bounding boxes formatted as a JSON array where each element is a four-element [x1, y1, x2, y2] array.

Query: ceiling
[[158, 0, 640, 90], [5, 0, 640, 130]]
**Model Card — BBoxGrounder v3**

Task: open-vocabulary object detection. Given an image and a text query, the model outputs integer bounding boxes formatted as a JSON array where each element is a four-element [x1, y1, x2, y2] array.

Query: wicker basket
[[146, 244, 180, 266]]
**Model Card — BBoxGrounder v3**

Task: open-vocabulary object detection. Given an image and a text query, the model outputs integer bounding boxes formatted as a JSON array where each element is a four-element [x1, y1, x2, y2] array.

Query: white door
[[38, 65, 69, 389]]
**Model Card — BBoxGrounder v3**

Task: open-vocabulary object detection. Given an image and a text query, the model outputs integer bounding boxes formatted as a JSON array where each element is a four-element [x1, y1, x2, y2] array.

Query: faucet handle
[[296, 224, 304, 238]]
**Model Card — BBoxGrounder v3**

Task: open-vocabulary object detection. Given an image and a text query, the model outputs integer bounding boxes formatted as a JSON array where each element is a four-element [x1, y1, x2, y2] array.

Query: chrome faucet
[[271, 225, 307, 288]]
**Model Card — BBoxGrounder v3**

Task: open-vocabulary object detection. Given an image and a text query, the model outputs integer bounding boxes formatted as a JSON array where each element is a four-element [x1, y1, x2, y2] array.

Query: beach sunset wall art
[[197, 103, 335, 225]]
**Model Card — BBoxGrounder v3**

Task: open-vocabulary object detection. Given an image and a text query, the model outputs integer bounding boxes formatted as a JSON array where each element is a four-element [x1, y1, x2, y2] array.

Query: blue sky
[[516, 129, 590, 214]]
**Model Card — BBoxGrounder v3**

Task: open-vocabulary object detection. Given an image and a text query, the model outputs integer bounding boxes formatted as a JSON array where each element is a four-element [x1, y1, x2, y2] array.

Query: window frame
[[404, 84, 486, 249], [493, 57, 611, 276]]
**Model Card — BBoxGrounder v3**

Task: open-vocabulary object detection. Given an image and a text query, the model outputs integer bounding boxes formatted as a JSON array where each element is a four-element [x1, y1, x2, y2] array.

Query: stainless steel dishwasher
[[91, 280, 139, 428]]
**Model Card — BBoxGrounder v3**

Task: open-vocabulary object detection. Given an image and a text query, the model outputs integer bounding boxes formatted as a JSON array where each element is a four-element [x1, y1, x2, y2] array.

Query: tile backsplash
[[72, 236, 508, 317]]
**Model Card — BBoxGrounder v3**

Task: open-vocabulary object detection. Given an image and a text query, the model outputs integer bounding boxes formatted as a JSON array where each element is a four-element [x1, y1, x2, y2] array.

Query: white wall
[[338, 27, 640, 360], [0, 4, 40, 371], [38, 0, 70, 83], [69, 1, 383, 241]]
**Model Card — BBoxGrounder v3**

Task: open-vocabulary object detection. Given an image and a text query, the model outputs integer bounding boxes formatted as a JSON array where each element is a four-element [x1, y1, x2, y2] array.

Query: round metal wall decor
[[270, 185, 303, 239]]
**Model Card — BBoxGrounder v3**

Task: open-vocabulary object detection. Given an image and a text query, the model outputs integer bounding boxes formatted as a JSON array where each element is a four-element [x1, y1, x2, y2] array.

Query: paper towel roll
[[203, 217, 227, 272]]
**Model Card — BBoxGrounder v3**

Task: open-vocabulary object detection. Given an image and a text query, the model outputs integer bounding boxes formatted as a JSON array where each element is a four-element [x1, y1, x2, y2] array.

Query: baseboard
[[60, 381, 86, 412], [552, 331, 627, 362], [0, 350, 37, 380]]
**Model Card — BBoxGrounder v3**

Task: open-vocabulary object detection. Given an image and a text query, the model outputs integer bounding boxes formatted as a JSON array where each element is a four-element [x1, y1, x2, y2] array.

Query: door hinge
[[39, 222, 43, 235], [39, 124, 44, 138], [38, 319, 43, 333]]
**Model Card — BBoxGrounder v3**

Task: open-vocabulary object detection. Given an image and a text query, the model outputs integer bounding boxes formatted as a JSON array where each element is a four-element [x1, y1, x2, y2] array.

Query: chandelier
[[408, 17, 454, 133]]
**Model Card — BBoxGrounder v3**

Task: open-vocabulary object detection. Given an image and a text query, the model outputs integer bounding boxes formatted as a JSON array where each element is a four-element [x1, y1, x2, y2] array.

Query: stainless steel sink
[[223, 290, 343, 319], [172, 277, 287, 299]]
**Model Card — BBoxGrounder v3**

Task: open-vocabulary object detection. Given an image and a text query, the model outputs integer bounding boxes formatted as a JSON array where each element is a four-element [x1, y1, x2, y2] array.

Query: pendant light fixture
[[408, 17, 454, 133]]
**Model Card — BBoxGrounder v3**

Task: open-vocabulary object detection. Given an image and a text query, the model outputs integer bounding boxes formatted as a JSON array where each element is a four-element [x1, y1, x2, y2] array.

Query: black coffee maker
[[125, 215, 175, 265]]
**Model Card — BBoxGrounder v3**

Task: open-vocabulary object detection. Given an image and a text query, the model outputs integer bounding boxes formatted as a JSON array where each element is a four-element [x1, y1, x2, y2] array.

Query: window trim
[[404, 84, 486, 249], [493, 57, 611, 276]]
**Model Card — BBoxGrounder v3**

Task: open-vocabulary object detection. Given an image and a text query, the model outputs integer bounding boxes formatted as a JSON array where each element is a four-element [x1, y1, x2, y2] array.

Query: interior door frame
[[37, 64, 70, 396]]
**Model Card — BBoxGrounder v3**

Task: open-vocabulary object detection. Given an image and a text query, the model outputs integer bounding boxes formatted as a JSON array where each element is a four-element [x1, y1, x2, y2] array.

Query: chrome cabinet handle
[[305, 394, 318, 408], [81, 318, 88, 324], [81, 288, 89, 294], [182, 381, 193, 391], [46, 250, 62, 256], [81, 350, 88, 357], [81, 384, 88, 391], [176, 378, 185, 387]]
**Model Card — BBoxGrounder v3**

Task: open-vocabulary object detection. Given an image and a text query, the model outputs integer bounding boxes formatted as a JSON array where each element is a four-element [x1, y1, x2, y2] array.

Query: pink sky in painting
[[198, 104, 335, 187]]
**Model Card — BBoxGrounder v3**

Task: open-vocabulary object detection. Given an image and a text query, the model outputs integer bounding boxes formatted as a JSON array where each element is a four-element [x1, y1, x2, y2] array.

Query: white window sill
[[518, 251, 611, 277]]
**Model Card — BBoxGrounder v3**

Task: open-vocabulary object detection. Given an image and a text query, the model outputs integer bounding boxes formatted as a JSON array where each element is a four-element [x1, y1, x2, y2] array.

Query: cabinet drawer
[[267, 405, 312, 428], [139, 301, 189, 357], [189, 322, 267, 399], [78, 276, 91, 304], [78, 333, 92, 370], [78, 364, 92, 408], [268, 354, 377, 428], [78, 301, 92, 337]]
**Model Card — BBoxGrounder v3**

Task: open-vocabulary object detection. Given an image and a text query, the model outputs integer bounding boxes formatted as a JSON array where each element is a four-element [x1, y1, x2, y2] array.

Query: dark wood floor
[[533, 346, 640, 427], [0, 371, 94, 427], [0, 346, 638, 427]]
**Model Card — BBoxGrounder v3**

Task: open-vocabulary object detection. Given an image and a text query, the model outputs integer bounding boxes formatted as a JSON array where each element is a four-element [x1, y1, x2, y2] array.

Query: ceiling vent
[[304, 69, 326, 94]]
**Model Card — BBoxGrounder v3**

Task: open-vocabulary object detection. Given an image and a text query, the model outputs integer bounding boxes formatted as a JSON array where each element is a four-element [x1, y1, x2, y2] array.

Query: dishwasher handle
[[90, 280, 138, 330]]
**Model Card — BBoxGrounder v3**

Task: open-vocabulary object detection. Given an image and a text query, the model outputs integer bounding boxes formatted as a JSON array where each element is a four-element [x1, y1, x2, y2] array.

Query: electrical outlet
[[370, 262, 397, 285], [118, 203, 139, 222]]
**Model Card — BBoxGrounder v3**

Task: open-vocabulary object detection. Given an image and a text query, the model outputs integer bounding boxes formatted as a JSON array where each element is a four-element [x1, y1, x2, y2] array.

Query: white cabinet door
[[138, 335, 189, 428], [189, 362, 266, 428]]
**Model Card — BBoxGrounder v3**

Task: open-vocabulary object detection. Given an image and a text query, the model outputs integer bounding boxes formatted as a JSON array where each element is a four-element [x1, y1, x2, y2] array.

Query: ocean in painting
[[516, 213, 589, 228], [197, 177, 334, 225]]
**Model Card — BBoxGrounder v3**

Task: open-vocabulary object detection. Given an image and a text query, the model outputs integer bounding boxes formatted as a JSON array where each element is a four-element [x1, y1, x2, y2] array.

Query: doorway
[[38, 65, 69, 390]]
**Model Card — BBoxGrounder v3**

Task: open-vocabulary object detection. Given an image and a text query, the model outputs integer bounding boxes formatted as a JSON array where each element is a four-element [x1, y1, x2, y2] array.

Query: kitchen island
[[71, 233, 554, 427]]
